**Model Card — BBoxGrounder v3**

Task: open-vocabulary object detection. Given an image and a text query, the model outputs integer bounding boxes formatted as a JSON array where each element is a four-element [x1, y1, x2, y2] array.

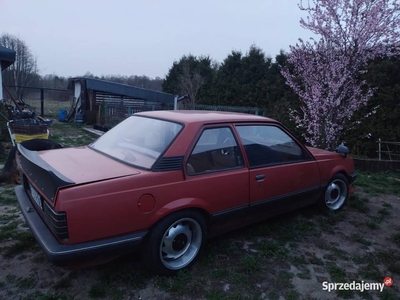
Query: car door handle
[[255, 174, 265, 180]]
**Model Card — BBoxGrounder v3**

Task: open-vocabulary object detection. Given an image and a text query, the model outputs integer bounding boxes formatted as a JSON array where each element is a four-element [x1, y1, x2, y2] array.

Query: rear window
[[90, 116, 182, 168]]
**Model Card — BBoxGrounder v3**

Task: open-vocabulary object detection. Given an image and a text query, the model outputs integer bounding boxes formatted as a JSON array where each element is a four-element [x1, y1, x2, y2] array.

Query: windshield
[[90, 116, 183, 169]]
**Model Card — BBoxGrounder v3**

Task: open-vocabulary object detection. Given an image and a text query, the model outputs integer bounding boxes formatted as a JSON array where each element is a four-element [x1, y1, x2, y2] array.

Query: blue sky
[[1, 0, 311, 78]]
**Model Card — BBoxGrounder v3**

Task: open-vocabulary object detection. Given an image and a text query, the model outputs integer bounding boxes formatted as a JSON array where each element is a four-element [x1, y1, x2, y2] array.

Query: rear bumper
[[15, 185, 147, 267]]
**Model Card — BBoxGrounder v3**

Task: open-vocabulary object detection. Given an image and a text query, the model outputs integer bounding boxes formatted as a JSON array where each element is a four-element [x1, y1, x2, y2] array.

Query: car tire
[[141, 210, 206, 275], [318, 173, 349, 211]]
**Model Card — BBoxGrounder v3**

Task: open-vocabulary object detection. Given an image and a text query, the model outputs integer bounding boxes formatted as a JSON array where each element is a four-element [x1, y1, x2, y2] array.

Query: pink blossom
[[282, 0, 400, 150]]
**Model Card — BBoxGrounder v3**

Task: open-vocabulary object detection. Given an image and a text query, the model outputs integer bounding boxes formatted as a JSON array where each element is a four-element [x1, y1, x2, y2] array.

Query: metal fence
[[3, 86, 74, 119], [3, 84, 267, 125], [102, 102, 266, 127], [179, 103, 266, 115]]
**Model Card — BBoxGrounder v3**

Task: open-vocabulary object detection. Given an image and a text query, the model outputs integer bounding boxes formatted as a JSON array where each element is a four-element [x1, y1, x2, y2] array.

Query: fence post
[[40, 88, 44, 117], [174, 95, 178, 110], [378, 138, 381, 161]]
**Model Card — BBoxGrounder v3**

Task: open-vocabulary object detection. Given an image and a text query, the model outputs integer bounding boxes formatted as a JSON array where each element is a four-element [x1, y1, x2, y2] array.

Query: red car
[[15, 111, 356, 275]]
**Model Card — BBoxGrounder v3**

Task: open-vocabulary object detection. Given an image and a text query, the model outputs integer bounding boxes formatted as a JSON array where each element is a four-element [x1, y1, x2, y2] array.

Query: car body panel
[[248, 161, 321, 216], [307, 146, 355, 185]]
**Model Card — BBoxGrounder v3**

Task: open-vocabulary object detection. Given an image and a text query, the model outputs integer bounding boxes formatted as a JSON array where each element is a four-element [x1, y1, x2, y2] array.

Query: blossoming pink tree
[[282, 0, 400, 150]]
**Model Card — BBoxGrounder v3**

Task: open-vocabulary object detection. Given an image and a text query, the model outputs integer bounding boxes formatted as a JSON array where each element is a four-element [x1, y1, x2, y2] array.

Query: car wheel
[[318, 173, 349, 211], [142, 210, 206, 275]]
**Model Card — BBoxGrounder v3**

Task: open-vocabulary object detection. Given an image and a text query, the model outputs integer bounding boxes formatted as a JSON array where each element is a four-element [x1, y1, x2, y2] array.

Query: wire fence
[[179, 103, 266, 115], [3, 85, 266, 126], [3, 86, 74, 119]]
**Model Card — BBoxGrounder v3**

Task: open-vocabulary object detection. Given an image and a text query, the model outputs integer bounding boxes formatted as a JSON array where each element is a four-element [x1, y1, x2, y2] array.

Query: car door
[[184, 125, 249, 225], [235, 124, 321, 217]]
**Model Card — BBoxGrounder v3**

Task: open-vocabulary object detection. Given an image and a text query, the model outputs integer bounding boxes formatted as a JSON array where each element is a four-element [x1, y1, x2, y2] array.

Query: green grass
[[350, 234, 372, 246], [211, 268, 229, 280], [54, 277, 72, 290], [49, 123, 98, 147], [275, 271, 294, 289], [241, 254, 261, 272], [358, 263, 383, 281], [324, 246, 349, 261], [259, 240, 288, 258], [24, 99, 72, 119], [327, 265, 355, 298], [24, 291, 74, 300], [99, 264, 149, 289], [355, 172, 400, 196], [366, 219, 380, 229], [348, 194, 370, 213], [392, 233, 400, 246], [228, 272, 250, 285], [153, 271, 192, 294], [267, 291, 280, 300], [88, 283, 108, 298], [0, 190, 17, 205], [2, 230, 37, 257], [379, 289, 399, 300], [284, 290, 300, 300], [327, 265, 347, 282], [6, 274, 17, 283], [16, 276, 37, 290], [0, 213, 19, 222]]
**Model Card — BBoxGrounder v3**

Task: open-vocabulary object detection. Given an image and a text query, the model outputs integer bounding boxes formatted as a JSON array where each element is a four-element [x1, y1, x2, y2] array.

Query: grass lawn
[[0, 123, 399, 300]]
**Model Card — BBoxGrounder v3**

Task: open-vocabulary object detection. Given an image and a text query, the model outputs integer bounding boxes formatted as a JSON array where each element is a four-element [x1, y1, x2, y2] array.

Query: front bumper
[[348, 171, 358, 185], [15, 185, 147, 267]]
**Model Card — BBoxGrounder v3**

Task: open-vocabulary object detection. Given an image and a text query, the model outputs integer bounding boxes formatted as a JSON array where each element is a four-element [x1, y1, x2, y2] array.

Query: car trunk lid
[[36, 146, 140, 184], [18, 145, 140, 204]]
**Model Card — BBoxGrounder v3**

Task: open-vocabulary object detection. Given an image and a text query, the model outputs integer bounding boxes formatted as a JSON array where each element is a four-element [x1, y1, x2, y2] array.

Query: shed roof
[[0, 45, 16, 70], [68, 77, 174, 104]]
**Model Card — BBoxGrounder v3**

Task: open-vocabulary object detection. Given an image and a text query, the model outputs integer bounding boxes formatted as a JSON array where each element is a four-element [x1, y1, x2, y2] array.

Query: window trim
[[234, 123, 313, 169], [185, 125, 245, 177]]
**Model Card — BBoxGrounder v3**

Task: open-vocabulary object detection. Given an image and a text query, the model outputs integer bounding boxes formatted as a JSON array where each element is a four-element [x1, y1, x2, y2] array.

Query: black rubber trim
[[348, 171, 358, 184], [249, 185, 321, 210], [15, 185, 147, 266], [18, 144, 75, 202], [211, 204, 248, 225]]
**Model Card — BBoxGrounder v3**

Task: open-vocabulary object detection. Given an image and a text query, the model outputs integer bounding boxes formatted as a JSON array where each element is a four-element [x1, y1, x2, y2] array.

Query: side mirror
[[335, 143, 350, 157]]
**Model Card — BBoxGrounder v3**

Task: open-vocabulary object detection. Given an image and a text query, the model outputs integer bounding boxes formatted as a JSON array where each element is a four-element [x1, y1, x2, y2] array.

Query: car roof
[[135, 110, 277, 125]]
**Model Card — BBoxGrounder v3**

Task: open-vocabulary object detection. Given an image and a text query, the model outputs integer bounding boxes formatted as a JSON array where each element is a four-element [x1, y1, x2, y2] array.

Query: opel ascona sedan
[[15, 111, 357, 275]]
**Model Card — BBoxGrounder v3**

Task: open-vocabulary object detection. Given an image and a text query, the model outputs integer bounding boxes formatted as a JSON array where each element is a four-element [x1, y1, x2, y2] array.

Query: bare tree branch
[[178, 61, 205, 108], [0, 33, 39, 100]]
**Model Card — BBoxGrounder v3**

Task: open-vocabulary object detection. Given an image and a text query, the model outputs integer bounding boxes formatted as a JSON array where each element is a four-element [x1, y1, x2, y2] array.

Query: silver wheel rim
[[159, 217, 202, 270], [325, 179, 348, 210]]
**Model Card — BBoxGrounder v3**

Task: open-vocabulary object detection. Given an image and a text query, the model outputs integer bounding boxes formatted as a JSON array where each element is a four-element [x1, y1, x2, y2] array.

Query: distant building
[[67, 77, 174, 124]]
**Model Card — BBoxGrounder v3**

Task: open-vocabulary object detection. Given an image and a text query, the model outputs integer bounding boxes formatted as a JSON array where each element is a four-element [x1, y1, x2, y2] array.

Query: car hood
[[37, 146, 140, 184], [306, 146, 339, 160]]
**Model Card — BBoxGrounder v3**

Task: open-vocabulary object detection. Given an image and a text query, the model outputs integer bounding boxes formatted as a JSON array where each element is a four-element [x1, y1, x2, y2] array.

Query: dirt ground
[[1, 183, 399, 300], [0, 124, 399, 300]]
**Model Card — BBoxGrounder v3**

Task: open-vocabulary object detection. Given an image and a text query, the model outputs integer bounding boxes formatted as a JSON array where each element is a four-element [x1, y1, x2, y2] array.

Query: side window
[[236, 125, 307, 168], [187, 127, 244, 175]]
